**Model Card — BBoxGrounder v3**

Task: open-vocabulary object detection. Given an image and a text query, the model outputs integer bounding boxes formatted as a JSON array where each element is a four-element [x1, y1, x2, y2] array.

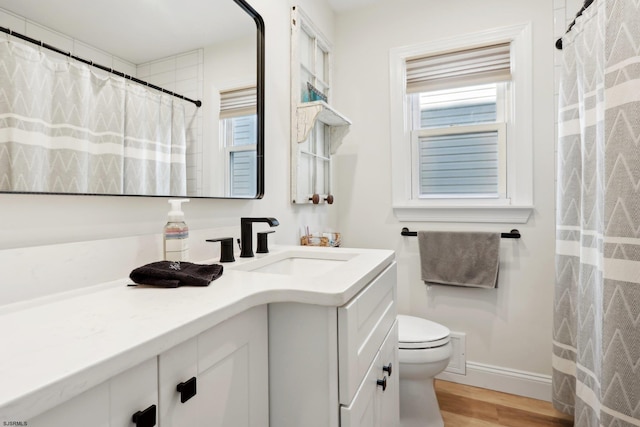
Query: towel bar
[[400, 227, 521, 239]]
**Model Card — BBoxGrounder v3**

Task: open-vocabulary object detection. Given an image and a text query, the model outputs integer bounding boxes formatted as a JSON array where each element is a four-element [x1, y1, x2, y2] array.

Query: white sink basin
[[251, 257, 345, 276], [231, 249, 356, 277]]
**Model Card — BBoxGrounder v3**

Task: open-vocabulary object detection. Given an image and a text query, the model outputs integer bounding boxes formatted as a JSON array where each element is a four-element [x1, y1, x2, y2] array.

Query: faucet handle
[[206, 237, 236, 263], [257, 230, 275, 254]]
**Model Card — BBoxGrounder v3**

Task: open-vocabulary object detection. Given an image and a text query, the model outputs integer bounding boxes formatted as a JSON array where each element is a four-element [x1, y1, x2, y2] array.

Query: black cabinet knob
[[176, 377, 197, 403], [132, 405, 156, 427], [383, 363, 392, 376], [377, 376, 387, 392]]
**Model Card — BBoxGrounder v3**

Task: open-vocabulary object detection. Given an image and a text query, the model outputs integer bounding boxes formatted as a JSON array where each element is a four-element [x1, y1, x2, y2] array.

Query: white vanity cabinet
[[26, 306, 268, 427], [27, 357, 158, 427], [269, 261, 398, 427], [3, 246, 395, 427]]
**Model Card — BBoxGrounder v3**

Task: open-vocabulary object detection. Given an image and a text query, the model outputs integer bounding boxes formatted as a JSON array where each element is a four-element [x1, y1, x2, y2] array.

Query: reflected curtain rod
[[555, 0, 595, 50], [0, 25, 202, 107], [400, 227, 521, 239]]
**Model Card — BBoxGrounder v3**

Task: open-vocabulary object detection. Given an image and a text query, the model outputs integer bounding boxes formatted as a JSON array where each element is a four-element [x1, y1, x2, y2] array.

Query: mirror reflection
[[0, 0, 263, 198]]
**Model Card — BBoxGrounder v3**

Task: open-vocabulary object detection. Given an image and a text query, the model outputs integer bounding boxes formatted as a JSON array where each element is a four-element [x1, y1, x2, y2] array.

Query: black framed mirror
[[0, 0, 264, 199]]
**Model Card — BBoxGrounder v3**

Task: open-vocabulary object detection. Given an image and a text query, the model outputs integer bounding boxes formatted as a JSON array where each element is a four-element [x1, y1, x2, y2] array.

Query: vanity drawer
[[338, 262, 397, 405]]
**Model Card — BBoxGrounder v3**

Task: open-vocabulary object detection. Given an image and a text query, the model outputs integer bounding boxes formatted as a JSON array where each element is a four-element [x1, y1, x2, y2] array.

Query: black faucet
[[240, 217, 279, 258], [206, 237, 236, 263]]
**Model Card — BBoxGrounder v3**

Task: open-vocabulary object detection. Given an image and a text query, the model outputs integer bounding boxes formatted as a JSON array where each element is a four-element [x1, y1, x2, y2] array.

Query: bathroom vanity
[[0, 246, 396, 427]]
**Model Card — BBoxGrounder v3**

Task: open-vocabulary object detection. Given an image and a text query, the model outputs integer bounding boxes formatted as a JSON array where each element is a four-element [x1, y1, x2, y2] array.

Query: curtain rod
[[555, 0, 595, 50], [0, 26, 202, 107], [400, 227, 521, 239]]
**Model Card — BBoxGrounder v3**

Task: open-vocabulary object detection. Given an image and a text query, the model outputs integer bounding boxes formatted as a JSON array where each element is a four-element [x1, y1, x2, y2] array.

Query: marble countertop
[[0, 245, 394, 421]]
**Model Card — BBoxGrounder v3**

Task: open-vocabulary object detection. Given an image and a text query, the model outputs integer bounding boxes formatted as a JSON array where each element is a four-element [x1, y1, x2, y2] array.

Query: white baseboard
[[436, 361, 552, 402]]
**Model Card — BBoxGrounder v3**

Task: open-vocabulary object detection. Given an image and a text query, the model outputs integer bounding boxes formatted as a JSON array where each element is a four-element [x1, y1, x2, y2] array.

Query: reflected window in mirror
[[220, 86, 257, 197]]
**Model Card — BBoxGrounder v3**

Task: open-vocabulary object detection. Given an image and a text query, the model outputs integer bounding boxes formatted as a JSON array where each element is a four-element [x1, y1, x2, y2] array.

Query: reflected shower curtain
[[554, 0, 640, 425], [0, 39, 187, 195], [123, 84, 187, 196], [0, 40, 126, 193]]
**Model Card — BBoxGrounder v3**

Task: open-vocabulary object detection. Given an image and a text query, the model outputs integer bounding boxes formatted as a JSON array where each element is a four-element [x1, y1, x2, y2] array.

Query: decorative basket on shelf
[[300, 232, 341, 247]]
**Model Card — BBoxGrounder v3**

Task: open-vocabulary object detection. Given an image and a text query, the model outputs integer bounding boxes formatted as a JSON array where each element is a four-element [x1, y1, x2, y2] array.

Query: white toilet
[[397, 314, 452, 427]]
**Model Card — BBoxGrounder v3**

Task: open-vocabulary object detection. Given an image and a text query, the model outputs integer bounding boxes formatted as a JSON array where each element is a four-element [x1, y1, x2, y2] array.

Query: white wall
[[332, 0, 557, 392], [0, 0, 338, 302]]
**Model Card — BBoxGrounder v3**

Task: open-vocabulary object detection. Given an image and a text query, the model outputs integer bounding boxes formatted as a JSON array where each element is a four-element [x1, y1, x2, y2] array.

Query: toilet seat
[[398, 315, 450, 349]]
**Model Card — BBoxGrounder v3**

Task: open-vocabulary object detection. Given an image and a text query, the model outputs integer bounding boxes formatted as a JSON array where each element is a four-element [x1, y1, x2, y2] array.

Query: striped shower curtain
[[554, 0, 640, 425], [123, 83, 187, 196], [0, 39, 187, 195]]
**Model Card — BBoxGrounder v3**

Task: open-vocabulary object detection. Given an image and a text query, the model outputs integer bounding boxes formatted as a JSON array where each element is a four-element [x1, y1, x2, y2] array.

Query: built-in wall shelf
[[296, 101, 351, 154]]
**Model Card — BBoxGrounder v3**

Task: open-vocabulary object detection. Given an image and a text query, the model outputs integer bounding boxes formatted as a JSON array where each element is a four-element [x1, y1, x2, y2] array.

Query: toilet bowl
[[398, 315, 452, 427]]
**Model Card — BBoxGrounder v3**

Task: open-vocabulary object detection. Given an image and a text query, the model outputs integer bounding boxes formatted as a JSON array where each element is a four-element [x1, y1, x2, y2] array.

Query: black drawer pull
[[132, 404, 156, 427], [377, 376, 387, 391], [177, 377, 197, 403], [383, 363, 392, 377]]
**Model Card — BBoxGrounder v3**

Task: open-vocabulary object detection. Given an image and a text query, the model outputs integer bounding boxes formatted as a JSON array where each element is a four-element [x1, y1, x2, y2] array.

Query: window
[[409, 43, 510, 199], [299, 19, 330, 103], [390, 24, 533, 223], [220, 87, 257, 197], [299, 122, 330, 198]]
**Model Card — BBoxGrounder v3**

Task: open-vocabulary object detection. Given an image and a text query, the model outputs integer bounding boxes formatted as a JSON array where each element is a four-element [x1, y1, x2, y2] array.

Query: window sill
[[393, 204, 533, 223]]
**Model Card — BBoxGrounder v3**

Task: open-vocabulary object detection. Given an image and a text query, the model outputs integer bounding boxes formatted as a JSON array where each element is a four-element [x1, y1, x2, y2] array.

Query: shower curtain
[[0, 39, 187, 195], [554, 0, 640, 425]]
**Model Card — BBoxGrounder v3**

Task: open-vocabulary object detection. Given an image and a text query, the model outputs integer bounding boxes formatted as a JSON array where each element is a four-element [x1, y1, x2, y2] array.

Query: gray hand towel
[[417, 231, 500, 288]]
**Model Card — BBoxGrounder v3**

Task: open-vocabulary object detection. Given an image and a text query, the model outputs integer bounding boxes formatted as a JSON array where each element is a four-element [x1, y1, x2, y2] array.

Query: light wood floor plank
[[434, 380, 574, 427], [442, 410, 500, 427]]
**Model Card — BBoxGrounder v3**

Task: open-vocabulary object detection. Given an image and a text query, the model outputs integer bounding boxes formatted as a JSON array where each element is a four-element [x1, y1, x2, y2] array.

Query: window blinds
[[417, 130, 500, 196], [227, 115, 257, 197], [219, 87, 257, 119], [406, 42, 511, 93]]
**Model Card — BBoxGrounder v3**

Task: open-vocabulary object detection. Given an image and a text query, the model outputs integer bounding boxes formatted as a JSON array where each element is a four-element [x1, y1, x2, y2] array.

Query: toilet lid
[[398, 315, 450, 349]]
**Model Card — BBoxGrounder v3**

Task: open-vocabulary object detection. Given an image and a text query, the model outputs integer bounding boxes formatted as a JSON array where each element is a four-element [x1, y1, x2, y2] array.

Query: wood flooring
[[434, 380, 574, 427]]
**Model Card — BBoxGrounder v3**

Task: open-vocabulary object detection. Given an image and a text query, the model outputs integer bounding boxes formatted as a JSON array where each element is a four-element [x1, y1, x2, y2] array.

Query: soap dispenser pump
[[164, 199, 190, 261]]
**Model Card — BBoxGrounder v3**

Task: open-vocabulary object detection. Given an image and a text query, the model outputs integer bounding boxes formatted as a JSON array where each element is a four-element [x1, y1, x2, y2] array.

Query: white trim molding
[[389, 23, 534, 224], [437, 361, 552, 402], [394, 204, 533, 223]]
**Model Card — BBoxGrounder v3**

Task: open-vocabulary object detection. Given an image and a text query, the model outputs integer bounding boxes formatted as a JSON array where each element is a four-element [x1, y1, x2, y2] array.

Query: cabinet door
[[110, 357, 158, 427], [378, 322, 399, 427], [28, 357, 159, 427], [159, 336, 199, 427], [196, 305, 268, 427], [27, 382, 110, 427], [340, 354, 380, 427], [341, 321, 399, 427]]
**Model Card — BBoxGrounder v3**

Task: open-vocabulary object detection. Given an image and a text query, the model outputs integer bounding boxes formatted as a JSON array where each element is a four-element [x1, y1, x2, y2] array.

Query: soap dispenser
[[164, 199, 190, 261]]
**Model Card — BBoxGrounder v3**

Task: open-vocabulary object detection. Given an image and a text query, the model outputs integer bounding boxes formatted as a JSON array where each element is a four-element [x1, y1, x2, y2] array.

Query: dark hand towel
[[129, 261, 223, 288], [418, 231, 500, 288]]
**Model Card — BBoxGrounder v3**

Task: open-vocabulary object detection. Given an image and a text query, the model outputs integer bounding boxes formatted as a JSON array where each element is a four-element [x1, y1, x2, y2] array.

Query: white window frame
[[290, 6, 345, 205], [390, 23, 534, 223], [299, 19, 331, 103]]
